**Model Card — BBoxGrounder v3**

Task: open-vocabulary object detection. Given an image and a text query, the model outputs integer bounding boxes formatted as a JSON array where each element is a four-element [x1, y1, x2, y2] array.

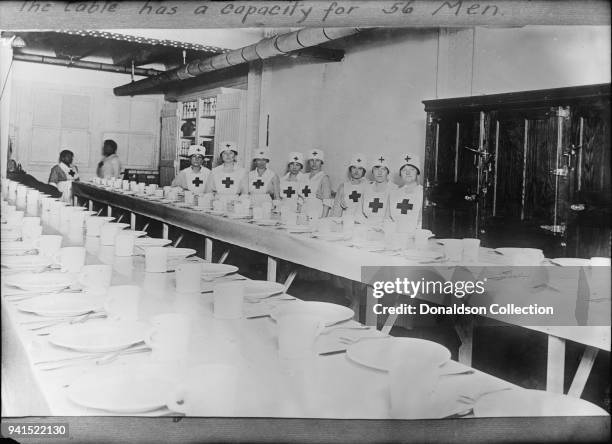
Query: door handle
[[570, 203, 585, 211]]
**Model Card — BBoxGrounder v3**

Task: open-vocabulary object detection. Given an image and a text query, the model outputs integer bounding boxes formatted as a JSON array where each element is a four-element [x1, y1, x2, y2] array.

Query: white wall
[[9, 61, 164, 182], [260, 28, 439, 190], [259, 25, 610, 193]]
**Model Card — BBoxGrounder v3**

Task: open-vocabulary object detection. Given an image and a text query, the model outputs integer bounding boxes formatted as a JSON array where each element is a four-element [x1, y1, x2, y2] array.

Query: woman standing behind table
[[96, 139, 122, 179], [204, 141, 246, 202], [331, 153, 368, 218], [302, 149, 334, 219], [48, 149, 79, 203], [387, 153, 423, 233], [240, 147, 280, 207], [279, 152, 308, 209], [171, 145, 211, 195], [358, 154, 397, 226]]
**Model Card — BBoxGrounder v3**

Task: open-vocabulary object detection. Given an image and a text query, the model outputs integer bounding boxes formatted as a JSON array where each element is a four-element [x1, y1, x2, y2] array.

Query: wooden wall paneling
[[103, 97, 131, 132], [30, 127, 60, 164], [61, 94, 90, 130], [128, 134, 157, 168], [524, 113, 558, 224], [32, 90, 61, 127], [60, 129, 90, 166], [493, 116, 525, 219], [160, 102, 178, 186], [214, 92, 244, 166], [422, 113, 438, 230]]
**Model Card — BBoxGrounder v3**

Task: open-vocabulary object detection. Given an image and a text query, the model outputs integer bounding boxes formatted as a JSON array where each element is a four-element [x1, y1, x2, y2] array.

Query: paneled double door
[[422, 84, 610, 258]]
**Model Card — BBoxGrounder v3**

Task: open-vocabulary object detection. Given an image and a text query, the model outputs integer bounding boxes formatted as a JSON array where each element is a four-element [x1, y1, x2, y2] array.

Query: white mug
[[114, 232, 135, 256], [100, 222, 127, 246], [184, 190, 194, 206], [138, 182, 146, 193], [145, 313, 191, 362], [145, 247, 168, 273], [414, 229, 433, 249], [462, 238, 481, 262], [79, 264, 113, 295], [86, 216, 114, 236], [443, 239, 463, 262], [389, 350, 443, 419], [26, 189, 40, 215], [277, 313, 325, 360], [56, 246, 86, 273], [155, 189, 164, 198], [104, 285, 140, 321], [175, 262, 202, 293], [22, 225, 43, 242], [166, 364, 238, 416], [213, 282, 244, 319], [198, 193, 213, 210], [37, 235, 63, 257]]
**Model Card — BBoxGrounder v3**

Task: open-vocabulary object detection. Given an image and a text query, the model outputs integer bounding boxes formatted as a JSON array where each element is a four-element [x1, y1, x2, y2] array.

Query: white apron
[[362, 181, 396, 223], [340, 179, 367, 217], [389, 185, 423, 233], [211, 165, 245, 199], [182, 167, 210, 194], [248, 168, 275, 207], [279, 172, 307, 203], [58, 163, 79, 203]]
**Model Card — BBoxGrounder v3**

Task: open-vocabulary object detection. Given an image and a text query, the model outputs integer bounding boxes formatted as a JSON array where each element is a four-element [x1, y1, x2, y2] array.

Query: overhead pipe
[[13, 53, 162, 77], [114, 28, 360, 97]]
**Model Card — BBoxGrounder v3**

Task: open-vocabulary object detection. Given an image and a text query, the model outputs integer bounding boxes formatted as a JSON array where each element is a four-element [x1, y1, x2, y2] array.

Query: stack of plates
[[242, 280, 286, 299], [18, 292, 103, 317], [4, 272, 73, 292], [1, 255, 52, 272], [134, 238, 172, 247]]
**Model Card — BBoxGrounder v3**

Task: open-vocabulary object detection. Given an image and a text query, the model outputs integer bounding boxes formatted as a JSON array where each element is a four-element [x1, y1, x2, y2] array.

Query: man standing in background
[[96, 139, 122, 179]]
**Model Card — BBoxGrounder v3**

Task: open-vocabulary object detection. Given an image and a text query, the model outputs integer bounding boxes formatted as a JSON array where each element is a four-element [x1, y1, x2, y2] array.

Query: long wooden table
[[71, 182, 610, 396]]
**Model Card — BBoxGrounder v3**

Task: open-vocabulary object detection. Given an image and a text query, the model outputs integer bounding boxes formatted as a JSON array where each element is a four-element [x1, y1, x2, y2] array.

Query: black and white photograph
[[0, 1, 610, 442]]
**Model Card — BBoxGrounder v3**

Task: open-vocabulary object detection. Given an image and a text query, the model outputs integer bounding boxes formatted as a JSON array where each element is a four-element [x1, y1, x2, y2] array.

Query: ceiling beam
[[112, 46, 164, 66]]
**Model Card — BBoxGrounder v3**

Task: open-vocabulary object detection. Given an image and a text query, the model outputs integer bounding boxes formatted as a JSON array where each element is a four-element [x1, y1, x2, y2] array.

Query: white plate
[[1, 255, 52, 271], [226, 213, 252, 220], [253, 219, 280, 226], [312, 232, 350, 241], [134, 238, 172, 247], [473, 389, 609, 417], [126, 230, 148, 237], [68, 363, 175, 413], [0, 241, 37, 255], [49, 320, 147, 353], [200, 263, 239, 279], [18, 293, 103, 317], [165, 248, 196, 259], [549, 258, 592, 267], [283, 225, 313, 233], [4, 272, 73, 292], [347, 337, 451, 371], [494, 247, 543, 256], [403, 250, 443, 260], [271, 301, 354, 326], [243, 280, 286, 298], [208, 210, 225, 216]]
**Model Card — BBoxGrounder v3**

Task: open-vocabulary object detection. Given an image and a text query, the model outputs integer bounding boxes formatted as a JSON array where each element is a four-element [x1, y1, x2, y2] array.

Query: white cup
[[462, 238, 481, 262], [22, 225, 43, 242], [22, 216, 41, 230], [26, 189, 40, 215], [414, 229, 433, 249], [79, 264, 113, 295], [56, 246, 86, 272], [115, 231, 136, 256], [277, 313, 325, 360], [100, 222, 125, 245], [212, 199, 225, 212], [137, 182, 146, 193], [145, 246, 168, 273], [16, 185, 27, 209], [37, 235, 63, 257], [5, 210, 24, 227], [166, 364, 238, 416], [261, 201, 273, 217], [147, 184, 158, 194], [175, 262, 202, 293], [198, 193, 213, 210], [104, 285, 140, 321], [443, 239, 463, 262], [184, 190, 194, 206], [86, 216, 114, 236], [145, 313, 191, 362], [155, 189, 164, 198], [130, 180, 138, 191], [280, 209, 297, 226], [213, 282, 244, 319], [389, 351, 442, 419]]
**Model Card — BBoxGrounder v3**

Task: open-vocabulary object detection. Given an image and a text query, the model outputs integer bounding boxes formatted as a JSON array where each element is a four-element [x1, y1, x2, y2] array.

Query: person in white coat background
[[241, 147, 280, 206], [171, 145, 211, 195], [331, 153, 368, 218], [48, 149, 79, 203], [387, 153, 423, 233], [205, 141, 246, 203]]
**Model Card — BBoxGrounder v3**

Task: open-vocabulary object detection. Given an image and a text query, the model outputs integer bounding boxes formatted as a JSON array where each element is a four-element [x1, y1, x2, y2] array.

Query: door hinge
[[540, 224, 566, 234]]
